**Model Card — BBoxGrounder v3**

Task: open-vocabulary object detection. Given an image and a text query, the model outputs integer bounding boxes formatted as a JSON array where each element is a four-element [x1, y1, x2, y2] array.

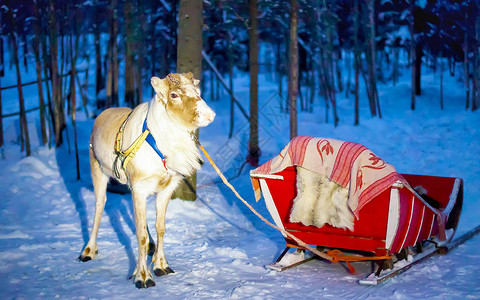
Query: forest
[[0, 0, 478, 162]]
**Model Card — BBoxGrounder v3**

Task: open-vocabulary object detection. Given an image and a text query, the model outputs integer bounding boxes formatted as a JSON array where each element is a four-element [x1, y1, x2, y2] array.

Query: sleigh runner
[[250, 136, 463, 278]]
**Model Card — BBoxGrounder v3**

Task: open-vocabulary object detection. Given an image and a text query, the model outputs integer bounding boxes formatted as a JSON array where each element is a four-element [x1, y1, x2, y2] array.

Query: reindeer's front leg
[[130, 188, 155, 288], [153, 178, 180, 276]]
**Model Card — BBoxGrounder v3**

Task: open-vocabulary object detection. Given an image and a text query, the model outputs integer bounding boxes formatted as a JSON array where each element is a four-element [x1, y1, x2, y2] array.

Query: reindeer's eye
[[171, 93, 178, 99]]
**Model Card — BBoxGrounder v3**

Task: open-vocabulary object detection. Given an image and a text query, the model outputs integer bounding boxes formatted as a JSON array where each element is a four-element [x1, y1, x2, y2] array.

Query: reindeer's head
[[151, 73, 215, 130]]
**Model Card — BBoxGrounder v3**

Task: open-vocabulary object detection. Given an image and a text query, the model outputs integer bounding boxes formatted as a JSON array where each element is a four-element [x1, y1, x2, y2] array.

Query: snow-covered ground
[[1, 60, 479, 299]]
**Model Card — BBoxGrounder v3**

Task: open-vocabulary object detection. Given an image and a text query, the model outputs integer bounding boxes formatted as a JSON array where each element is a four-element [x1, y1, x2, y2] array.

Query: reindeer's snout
[[196, 99, 215, 127]]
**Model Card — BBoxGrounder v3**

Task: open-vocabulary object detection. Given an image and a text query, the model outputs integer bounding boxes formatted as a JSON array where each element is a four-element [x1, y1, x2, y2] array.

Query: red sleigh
[[249, 138, 463, 275]]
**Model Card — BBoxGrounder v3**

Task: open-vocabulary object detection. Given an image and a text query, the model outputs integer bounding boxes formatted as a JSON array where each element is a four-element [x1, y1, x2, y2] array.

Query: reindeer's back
[[91, 107, 133, 166]]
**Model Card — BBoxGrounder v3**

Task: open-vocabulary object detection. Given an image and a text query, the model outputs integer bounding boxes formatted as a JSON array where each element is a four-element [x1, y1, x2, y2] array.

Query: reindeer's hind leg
[[79, 148, 109, 262]]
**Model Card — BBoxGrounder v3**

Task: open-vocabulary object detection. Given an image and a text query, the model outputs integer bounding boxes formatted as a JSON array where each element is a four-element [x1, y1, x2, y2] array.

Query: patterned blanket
[[250, 136, 407, 217]]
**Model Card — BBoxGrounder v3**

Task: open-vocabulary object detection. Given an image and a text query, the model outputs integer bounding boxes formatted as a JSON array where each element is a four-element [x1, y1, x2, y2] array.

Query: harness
[[113, 112, 168, 179]]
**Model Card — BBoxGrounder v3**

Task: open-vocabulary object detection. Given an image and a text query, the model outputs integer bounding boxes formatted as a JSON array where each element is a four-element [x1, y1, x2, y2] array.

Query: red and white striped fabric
[[251, 136, 407, 217]]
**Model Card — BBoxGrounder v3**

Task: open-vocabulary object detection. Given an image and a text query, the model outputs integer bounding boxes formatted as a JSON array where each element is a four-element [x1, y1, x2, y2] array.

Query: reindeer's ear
[[151, 76, 169, 97]]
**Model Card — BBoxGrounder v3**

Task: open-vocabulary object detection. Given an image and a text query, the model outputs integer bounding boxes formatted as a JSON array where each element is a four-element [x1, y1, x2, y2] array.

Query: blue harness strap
[[142, 118, 167, 165]]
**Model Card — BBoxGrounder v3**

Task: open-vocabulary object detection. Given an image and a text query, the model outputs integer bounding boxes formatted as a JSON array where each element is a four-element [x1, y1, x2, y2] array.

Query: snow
[[1, 53, 480, 299]]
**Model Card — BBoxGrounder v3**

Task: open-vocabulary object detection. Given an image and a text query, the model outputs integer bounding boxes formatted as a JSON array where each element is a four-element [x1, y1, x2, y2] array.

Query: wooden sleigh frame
[[251, 167, 463, 268]]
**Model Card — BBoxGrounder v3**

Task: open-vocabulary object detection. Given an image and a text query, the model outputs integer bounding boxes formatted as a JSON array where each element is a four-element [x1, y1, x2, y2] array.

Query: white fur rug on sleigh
[[289, 167, 354, 231]]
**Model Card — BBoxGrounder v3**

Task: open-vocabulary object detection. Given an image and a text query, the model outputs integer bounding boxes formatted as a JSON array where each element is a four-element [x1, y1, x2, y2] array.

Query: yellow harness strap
[[114, 113, 150, 179]]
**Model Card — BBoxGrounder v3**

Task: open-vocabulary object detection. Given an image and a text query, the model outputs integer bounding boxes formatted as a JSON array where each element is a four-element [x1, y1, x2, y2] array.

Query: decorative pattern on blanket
[[251, 136, 406, 219]]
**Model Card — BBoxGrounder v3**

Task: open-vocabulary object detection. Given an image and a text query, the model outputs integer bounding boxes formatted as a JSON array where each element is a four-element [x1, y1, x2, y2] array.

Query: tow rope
[[197, 141, 393, 273]]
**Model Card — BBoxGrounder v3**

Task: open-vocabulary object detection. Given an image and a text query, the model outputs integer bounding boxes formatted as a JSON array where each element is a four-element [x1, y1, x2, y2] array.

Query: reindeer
[[79, 73, 215, 288]]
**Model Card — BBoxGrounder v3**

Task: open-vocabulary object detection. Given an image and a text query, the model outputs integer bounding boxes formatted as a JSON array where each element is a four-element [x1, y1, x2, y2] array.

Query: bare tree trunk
[[410, 0, 416, 110], [226, 13, 235, 138], [175, 0, 203, 201], [317, 47, 330, 122], [309, 59, 315, 113], [124, 0, 135, 107], [363, 0, 379, 117], [149, 0, 158, 92], [0, 37, 3, 146], [354, 0, 360, 126], [440, 58, 444, 110], [0, 19, 5, 147], [288, 0, 298, 139], [393, 46, 399, 86], [277, 42, 283, 105], [474, 11, 480, 111], [37, 2, 53, 147], [69, 23, 81, 180], [0, 77, 2, 148], [415, 44, 422, 96], [112, 3, 119, 107], [370, 0, 381, 118], [106, 0, 118, 108], [135, 0, 146, 106], [6, 0, 31, 156], [345, 51, 351, 99], [33, 4, 47, 145], [464, 30, 470, 110], [325, 0, 339, 126], [49, 0, 65, 146], [247, 0, 261, 166], [94, 1, 104, 109], [335, 50, 343, 93], [75, 54, 89, 117]]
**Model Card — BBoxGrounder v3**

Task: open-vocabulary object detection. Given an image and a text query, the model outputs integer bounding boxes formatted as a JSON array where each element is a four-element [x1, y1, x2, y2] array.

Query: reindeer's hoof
[[154, 267, 174, 277], [135, 279, 156, 289], [78, 247, 97, 262], [78, 255, 92, 262], [148, 242, 156, 256]]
